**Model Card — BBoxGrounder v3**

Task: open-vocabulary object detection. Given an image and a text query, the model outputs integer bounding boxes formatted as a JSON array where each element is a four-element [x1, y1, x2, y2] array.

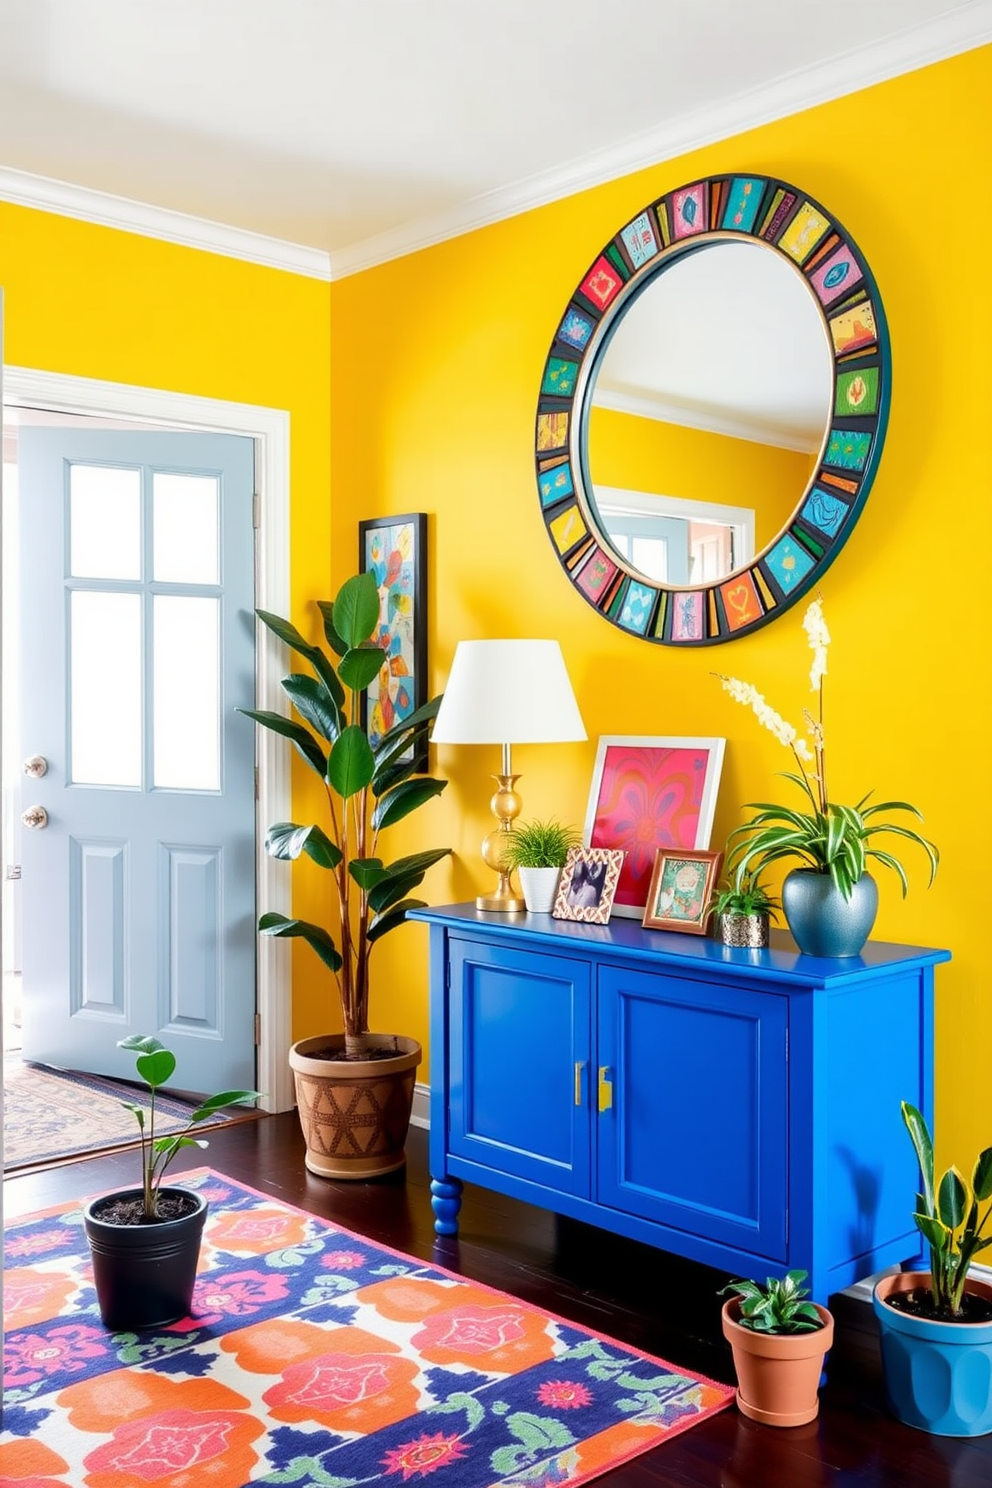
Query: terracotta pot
[[873, 1271, 992, 1436], [289, 1033, 421, 1179], [722, 1297, 834, 1426]]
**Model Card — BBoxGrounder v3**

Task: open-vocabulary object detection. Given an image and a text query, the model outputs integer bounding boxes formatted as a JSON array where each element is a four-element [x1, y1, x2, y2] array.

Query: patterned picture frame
[[535, 174, 891, 645], [552, 847, 625, 925], [358, 513, 428, 773], [583, 735, 725, 919], [642, 849, 724, 935]]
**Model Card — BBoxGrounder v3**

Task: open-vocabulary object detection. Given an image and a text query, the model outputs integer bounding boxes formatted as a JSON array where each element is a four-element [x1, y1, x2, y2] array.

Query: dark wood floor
[[6, 1112, 992, 1486]]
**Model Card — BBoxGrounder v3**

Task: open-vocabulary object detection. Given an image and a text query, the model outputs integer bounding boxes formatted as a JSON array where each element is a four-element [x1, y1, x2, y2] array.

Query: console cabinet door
[[448, 939, 592, 1197], [596, 966, 788, 1261]]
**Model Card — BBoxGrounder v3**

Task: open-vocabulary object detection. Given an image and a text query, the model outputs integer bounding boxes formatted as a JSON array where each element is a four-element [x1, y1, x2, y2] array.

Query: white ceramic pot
[[518, 865, 561, 913]]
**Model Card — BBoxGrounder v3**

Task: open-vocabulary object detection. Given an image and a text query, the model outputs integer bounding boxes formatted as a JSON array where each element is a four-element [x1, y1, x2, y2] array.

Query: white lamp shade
[[431, 639, 587, 745]]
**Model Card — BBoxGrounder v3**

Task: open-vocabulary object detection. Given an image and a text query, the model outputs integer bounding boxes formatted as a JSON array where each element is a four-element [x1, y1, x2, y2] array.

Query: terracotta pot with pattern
[[289, 1033, 421, 1179]]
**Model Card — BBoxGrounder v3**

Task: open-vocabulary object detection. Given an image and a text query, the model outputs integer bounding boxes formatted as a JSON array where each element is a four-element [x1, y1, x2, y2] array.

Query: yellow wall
[[588, 404, 809, 555], [0, 200, 334, 1047], [331, 45, 992, 1168]]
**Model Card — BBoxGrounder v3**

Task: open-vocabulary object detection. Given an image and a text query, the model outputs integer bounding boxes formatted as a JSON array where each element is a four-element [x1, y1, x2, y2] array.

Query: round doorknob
[[21, 805, 49, 830], [23, 755, 48, 778]]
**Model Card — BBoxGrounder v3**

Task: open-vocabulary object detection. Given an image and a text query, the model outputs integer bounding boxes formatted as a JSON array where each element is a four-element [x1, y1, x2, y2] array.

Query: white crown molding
[[333, 3, 992, 277], [0, 165, 331, 281], [1, 6, 989, 280], [592, 385, 816, 454]]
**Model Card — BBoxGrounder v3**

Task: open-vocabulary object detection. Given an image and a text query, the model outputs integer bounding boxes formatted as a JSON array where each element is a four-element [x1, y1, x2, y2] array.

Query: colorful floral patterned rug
[[0, 1169, 733, 1488], [2, 1060, 248, 1171]]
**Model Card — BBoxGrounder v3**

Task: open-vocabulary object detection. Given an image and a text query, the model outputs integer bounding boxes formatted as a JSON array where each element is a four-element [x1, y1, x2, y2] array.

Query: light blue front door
[[18, 429, 257, 1093]]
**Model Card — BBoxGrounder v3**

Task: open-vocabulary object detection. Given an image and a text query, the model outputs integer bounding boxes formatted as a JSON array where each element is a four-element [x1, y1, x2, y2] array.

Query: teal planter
[[782, 869, 878, 957], [873, 1273, 992, 1436]]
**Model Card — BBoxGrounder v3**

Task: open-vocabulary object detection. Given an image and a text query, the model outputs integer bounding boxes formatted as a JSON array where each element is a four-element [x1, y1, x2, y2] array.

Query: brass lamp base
[[477, 763, 526, 913]]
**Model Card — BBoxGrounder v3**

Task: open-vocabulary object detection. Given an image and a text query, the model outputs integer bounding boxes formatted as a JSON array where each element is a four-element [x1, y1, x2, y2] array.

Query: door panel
[[448, 939, 592, 1197], [19, 429, 256, 1092], [596, 965, 788, 1261]]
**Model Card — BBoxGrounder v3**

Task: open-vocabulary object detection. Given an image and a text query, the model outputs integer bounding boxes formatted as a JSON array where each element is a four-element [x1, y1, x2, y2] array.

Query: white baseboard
[[844, 1261, 992, 1303], [409, 1082, 430, 1131]]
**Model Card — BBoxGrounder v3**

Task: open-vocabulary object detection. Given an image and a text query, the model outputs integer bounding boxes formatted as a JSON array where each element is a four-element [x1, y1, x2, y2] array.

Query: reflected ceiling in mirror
[[535, 175, 890, 645]]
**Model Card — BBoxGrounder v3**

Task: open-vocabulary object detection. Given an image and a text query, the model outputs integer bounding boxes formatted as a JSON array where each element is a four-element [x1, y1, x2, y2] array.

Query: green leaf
[[937, 1166, 969, 1230], [238, 708, 327, 778], [973, 1147, 992, 1202], [316, 599, 348, 657], [282, 673, 342, 742], [383, 848, 452, 880], [327, 725, 375, 798], [119, 1101, 146, 1129], [153, 1134, 207, 1157], [865, 848, 910, 896], [135, 1048, 176, 1089], [368, 870, 428, 914], [348, 856, 385, 890], [265, 822, 342, 870], [333, 573, 380, 648], [368, 899, 426, 944], [914, 1212, 951, 1253], [258, 912, 343, 973], [119, 1034, 166, 1055], [190, 1090, 258, 1119], [374, 693, 442, 754], [254, 608, 344, 705], [902, 1101, 936, 1213], [372, 776, 447, 830], [339, 644, 388, 693]]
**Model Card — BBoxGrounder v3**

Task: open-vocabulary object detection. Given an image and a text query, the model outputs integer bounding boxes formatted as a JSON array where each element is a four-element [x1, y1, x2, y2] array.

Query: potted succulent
[[720, 1269, 834, 1427], [709, 871, 780, 948], [717, 597, 938, 957], [241, 572, 450, 1179], [872, 1101, 992, 1436], [82, 1034, 257, 1330], [502, 818, 581, 913]]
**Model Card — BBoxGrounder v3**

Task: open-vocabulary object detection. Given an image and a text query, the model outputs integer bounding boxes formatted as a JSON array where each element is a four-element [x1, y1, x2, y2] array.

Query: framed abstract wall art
[[359, 512, 428, 772], [642, 848, 723, 934], [552, 846, 625, 925], [582, 736, 725, 918]]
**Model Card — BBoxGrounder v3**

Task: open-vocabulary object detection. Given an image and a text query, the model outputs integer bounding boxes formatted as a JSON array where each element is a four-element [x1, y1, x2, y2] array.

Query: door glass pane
[[70, 592, 142, 787], [153, 473, 220, 584], [70, 465, 141, 579], [153, 596, 220, 790]]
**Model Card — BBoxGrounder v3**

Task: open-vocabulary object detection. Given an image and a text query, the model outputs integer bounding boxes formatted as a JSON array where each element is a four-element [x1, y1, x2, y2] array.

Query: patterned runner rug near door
[[0, 1169, 733, 1488], [1, 1060, 249, 1171]]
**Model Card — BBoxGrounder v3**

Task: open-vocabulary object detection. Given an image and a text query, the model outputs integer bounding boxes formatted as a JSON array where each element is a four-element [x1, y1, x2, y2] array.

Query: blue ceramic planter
[[873, 1273, 992, 1436], [782, 869, 878, 957]]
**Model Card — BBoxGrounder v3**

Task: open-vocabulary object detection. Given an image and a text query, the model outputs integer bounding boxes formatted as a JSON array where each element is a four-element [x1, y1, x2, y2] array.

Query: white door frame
[[3, 366, 294, 1112]]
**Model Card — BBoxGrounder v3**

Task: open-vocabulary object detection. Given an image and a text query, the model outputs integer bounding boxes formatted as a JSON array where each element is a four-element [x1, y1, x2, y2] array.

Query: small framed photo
[[642, 849, 723, 935], [552, 846, 625, 925], [358, 513, 428, 772], [583, 735, 725, 919]]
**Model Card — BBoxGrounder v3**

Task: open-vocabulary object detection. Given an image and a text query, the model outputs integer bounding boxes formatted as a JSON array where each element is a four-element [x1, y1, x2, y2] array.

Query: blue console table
[[408, 904, 949, 1305]]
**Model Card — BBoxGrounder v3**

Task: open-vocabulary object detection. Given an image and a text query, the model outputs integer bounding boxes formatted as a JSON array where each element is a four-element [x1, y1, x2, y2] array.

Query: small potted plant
[[716, 597, 938, 957], [709, 871, 780, 948], [502, 819, 581, 913], [720, 1269, 834, 1427], [872, 1101, 992, 1436], [82, 1034, 258, 1331]]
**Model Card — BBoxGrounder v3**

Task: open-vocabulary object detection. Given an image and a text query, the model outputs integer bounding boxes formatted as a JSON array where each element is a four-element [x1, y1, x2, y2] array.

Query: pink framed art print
[[582, 735, 725, 919]]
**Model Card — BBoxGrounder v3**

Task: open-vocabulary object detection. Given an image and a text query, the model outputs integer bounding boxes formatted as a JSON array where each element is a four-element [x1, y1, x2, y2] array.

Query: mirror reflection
[[586, 241, 834, 585]]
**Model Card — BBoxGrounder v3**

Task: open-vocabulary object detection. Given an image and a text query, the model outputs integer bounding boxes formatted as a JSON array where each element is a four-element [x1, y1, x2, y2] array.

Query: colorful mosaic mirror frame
[[534, 174, 891, 646]]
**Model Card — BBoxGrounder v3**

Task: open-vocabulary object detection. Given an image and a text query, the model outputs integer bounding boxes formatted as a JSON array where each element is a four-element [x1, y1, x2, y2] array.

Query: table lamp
[[430, 639, 587, 911]]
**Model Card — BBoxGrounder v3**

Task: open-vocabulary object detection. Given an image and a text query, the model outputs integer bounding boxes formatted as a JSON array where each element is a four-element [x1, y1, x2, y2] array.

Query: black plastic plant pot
[[83, 1186, 208, 1331]]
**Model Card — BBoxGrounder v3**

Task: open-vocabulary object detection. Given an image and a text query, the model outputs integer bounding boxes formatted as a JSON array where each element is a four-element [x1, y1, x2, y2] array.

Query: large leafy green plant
[[718, 598, 938, 900], [240, 573, 450, 1058], [901, 1101, 992, 1318]]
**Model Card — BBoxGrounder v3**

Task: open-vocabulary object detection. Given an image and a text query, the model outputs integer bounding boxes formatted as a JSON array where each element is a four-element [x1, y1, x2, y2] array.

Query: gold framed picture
[[552, 847, 625, 925], [641, 849, 723, 935]]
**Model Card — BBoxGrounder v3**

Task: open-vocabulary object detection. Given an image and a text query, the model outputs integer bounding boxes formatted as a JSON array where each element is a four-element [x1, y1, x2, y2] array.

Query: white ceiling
[[0, 0, 988, 275]]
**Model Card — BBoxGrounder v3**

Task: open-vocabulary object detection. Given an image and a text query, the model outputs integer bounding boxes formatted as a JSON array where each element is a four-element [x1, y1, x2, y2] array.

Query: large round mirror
[[535, 174, 890, 645]]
